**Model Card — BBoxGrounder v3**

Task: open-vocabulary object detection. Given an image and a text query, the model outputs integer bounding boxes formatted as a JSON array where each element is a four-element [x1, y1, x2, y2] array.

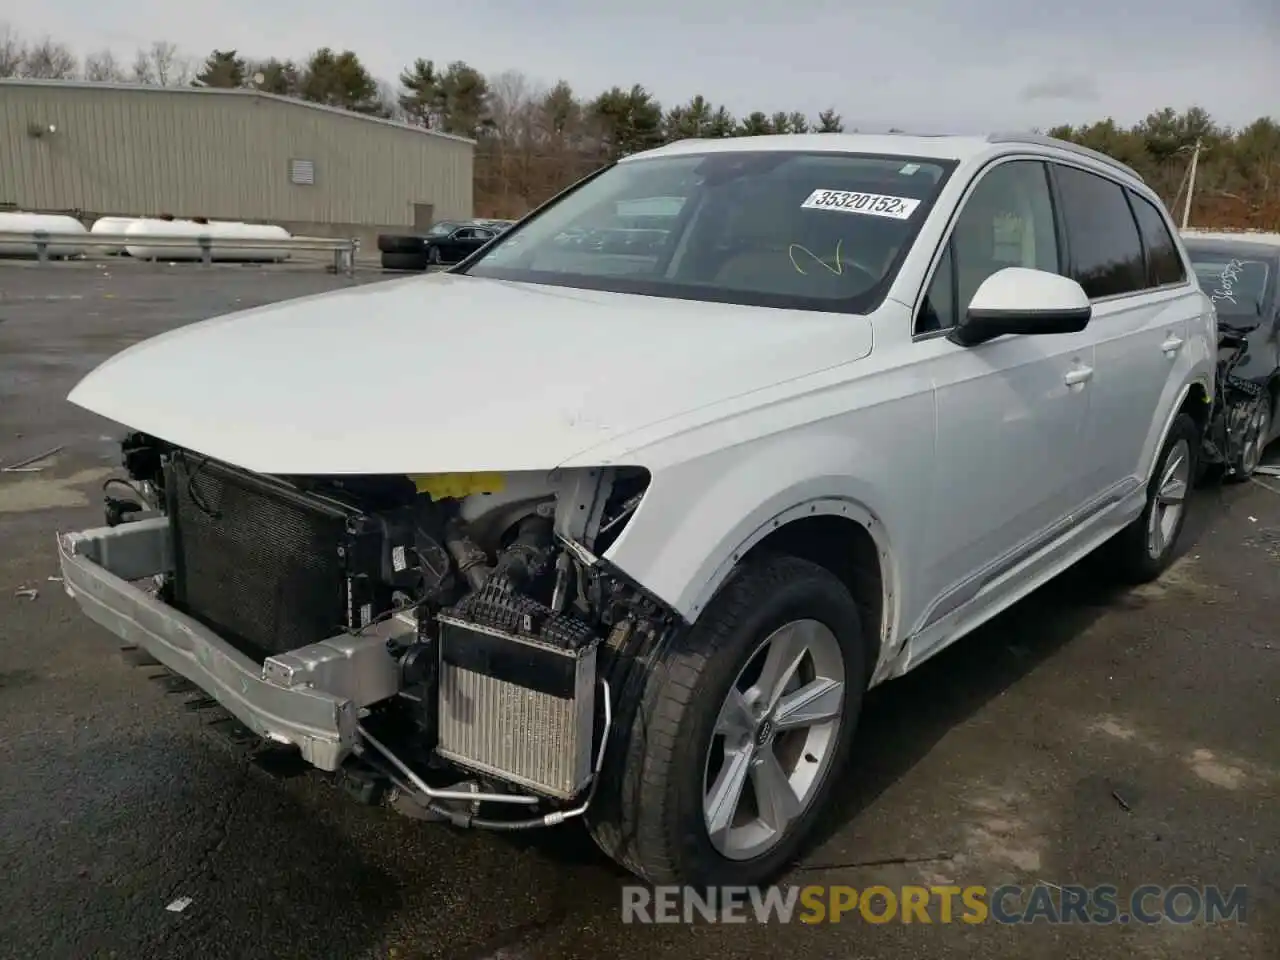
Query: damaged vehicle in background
[[1182, 234, 1280, 479], [59, 132, 1214, 887]]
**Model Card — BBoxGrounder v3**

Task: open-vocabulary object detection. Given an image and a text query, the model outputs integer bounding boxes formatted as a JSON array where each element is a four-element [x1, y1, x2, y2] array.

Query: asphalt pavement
[[0, 258, 1276, 959]]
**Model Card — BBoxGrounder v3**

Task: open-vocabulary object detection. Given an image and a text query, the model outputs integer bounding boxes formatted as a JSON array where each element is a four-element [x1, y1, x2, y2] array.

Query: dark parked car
[[422, 223, 500, 265], [1184, 234, 1280, 476], [377, 220, 501, 270]]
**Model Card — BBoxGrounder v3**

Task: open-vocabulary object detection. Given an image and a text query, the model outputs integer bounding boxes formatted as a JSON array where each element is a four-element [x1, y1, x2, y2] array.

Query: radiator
[[435, 613, 597, 800], [166, 456, 361, 660]]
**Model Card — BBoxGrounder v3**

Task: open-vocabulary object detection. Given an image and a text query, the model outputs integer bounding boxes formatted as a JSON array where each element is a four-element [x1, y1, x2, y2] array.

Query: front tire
[[1230, 395, 1271, 481], [587, 554, 867, 886], [1103, 412, 1199, 584]]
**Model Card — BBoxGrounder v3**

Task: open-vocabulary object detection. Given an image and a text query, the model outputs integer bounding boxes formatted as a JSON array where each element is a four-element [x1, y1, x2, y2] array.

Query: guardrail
[[0, 231, 361, 276]]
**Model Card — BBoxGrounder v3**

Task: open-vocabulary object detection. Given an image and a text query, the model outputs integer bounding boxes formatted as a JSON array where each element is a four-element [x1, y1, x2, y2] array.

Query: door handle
[[1161, 335, 1184, 356], [1064, 366, 1094, 386]]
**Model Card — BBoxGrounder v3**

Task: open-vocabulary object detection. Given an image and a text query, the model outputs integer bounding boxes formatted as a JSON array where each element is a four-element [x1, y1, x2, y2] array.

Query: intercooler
[[435, 601, 599, 800], [165, 455, 376, 661]]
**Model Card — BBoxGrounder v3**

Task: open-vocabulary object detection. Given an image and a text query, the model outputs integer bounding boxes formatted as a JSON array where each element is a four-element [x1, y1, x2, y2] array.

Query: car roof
[[631, 132, 995, 163], [625, 131, 1146, 187]]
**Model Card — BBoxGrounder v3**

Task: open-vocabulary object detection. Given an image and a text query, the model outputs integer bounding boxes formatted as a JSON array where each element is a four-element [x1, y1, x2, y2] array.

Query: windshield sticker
[[899, 163, 921, 175], [801, 189, 921, 220]]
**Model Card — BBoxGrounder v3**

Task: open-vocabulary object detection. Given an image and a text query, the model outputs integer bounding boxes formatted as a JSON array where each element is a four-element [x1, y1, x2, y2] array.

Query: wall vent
[[289, 158, 316, 185]]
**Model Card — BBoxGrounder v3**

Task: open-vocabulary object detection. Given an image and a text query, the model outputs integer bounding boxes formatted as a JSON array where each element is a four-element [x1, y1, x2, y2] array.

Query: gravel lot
[[0, 258, 1276, 959]]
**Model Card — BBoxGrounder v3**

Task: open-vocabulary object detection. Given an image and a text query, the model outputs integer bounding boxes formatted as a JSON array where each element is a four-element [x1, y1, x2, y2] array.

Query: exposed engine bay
[[102, 431, 679, 828]]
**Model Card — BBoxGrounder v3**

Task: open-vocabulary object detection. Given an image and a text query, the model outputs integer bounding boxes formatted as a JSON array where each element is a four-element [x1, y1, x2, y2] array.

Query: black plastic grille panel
[[168, 458, 349, 660]]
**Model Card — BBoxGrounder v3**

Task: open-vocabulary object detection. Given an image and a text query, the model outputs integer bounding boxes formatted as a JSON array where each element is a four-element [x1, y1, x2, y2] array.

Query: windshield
[[1191, 255, 1272, 317], [460, 151, 956, 313], [426, 222, 459, 236]]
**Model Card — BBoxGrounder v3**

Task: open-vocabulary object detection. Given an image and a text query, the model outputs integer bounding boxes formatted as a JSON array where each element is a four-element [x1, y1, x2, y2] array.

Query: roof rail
[[986, 132, 1145, 183]]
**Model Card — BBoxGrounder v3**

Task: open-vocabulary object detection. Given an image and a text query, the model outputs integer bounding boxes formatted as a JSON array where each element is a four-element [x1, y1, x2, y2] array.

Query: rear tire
[[1101, 412, 1199, 584], [587, 554, 867, 886]]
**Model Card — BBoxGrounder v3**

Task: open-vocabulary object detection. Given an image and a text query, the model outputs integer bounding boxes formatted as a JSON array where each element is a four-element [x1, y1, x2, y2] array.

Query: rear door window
[[1051, 164, 1147, 298]]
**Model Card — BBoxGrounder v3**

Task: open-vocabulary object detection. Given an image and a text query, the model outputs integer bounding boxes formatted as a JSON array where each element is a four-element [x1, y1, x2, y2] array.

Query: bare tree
[[83, 49, 126, 82], [131, 41, 190, 85], [131, 48, 155, 84], [0, 23, 24, 78], [377, 79, 406, 121], [20, 37, 77, 79], [150, 41, 188, 85], [487, 69, 538, 144]]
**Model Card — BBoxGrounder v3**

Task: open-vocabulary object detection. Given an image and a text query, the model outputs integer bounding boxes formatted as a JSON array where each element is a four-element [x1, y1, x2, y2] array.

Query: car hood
[[68, 273, 874, 475]]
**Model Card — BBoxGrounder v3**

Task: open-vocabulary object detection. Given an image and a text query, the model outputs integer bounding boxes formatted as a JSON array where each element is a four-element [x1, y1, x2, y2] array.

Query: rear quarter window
[[1127, 190, 1188, 287]]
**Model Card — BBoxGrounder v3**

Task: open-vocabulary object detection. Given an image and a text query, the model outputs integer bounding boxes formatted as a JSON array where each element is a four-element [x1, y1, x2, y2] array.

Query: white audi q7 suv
[[59, 131, 1215, 887]]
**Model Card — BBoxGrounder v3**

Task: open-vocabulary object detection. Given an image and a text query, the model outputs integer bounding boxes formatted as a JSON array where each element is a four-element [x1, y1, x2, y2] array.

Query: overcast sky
[[11, 0, 1279, 131]]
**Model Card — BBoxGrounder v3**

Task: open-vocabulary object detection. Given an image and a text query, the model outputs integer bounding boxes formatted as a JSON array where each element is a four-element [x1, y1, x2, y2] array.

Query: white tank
[[123, 219, 293, 262], [0, 212, 88, 258], [90, 216, 147, 255]]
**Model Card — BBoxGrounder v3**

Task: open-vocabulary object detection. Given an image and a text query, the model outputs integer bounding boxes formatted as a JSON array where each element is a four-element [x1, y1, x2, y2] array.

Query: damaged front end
[[58, 432, 679, 829]]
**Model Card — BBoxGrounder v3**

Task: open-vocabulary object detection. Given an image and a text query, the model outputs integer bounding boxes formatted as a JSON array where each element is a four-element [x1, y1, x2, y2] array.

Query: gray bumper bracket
[[57, 519, 409, 770]]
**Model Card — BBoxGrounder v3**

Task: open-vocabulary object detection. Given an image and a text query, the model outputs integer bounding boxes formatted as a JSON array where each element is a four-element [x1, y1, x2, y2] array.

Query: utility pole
[[1181, 138, 1201, 229]]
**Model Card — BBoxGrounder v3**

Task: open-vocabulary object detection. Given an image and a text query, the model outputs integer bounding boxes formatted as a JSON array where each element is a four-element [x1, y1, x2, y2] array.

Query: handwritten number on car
[[801, 189, 921, 220]]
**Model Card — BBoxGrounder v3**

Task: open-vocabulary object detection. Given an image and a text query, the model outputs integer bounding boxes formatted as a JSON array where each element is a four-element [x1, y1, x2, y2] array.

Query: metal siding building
[[0, 80, 474, 236]]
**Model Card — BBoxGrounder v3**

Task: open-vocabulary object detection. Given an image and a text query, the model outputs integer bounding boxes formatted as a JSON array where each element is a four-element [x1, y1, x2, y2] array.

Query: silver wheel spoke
[[715, 687, 755, 740], [752, 750, 801, 833], [774, 678, 843, 731], [1158, 478, 1187, 506], [705, 749, 752, 847], [1161, 451, 1185, 489], [703, 617, 846, 861], [751, 622, 811, 710], [1148, 438, 1190, 560]]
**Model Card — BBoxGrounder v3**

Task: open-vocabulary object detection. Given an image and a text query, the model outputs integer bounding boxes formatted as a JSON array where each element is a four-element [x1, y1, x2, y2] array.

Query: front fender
[[601, 429, 927, 659]]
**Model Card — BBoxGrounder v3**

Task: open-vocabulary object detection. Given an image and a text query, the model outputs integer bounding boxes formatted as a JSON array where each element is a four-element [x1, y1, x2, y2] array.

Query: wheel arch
[[1147, 376, 1212, 485], [689, 498, 896, 683], [737, 508, 888, 683]]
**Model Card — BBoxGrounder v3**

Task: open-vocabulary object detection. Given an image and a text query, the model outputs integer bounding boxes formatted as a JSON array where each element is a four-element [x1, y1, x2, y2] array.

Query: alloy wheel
[[703, 618, 846, 861], [1148, 437, 1191, 559], [1241, 402, 1272, 477]]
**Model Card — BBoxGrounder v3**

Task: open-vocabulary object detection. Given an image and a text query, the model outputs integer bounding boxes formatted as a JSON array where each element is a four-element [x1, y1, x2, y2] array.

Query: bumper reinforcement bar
[[56, 518, 406, 771]]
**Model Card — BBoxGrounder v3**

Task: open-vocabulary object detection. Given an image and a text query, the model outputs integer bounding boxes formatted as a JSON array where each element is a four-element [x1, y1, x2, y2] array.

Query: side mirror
[[949, 267, 1092, 347]]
